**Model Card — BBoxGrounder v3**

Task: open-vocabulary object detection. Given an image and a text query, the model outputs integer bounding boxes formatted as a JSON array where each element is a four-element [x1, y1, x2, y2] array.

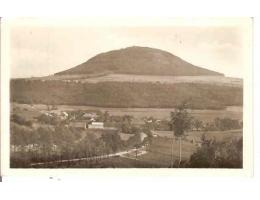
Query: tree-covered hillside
[[11, 79, 242, 109]]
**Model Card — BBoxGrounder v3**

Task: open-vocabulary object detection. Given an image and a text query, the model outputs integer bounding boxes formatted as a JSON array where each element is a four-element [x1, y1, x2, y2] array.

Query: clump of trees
[[213, 117, 242, 131], [36, 114, 61, 125], [189, 118, 242, 132], [187, 137, 243, 168], [100, 131, 124, 153], [203, 117, 242, 131], [10, 120, 130, 168], [191, 119, 203, 131]]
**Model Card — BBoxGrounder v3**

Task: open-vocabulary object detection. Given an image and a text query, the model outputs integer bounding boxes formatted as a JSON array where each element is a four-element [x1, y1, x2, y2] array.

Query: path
[[30, 147, 147, 167]]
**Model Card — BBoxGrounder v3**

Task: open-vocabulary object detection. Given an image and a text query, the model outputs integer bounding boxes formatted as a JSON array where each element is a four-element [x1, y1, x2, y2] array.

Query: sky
[[8, 18, 252, 78]]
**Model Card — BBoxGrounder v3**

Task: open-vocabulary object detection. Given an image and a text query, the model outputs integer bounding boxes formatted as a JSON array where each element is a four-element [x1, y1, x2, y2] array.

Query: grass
[[29, 155, 164, 168], [74, 74, 242, 87], [185, 130, 243, 142], [34, 136, 198, 168], [11, 104, 42, 120], [12, 103, 243, 123], [154, 130, 242, 140]]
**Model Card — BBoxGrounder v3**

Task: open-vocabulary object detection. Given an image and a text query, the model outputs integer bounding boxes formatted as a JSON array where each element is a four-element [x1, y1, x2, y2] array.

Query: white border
[[0, 17, 253, 178]]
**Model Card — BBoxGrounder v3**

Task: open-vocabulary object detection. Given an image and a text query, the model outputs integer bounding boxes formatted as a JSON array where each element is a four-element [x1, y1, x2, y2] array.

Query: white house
[[88, 122, 104, 129], [140, 132, 148, 142]]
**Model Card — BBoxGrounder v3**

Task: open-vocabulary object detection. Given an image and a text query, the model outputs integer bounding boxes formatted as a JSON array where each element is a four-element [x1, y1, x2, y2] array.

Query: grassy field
[[139, 137, 197, 166], [29, 74, 242, 87], [25, 128, 242, 168], [12, 103, 242, 123], [36, 136, 198, 168], [78, 74, 242, 87], [33, 131, 242, 168], [153, 130, 242, 141], [41, 155, 164, 168]]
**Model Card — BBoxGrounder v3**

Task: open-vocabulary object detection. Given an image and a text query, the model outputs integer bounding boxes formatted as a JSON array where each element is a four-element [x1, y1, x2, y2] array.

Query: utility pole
[[178, 136, 182, 167], [171, 132, 174, 168], [134, 147, 138, 166], [135, 147, 137, 160]]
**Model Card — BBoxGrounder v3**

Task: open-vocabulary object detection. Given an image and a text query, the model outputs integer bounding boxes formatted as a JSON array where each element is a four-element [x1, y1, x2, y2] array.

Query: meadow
[[12, 103, 242, 123], [28, 74, 242, 87]]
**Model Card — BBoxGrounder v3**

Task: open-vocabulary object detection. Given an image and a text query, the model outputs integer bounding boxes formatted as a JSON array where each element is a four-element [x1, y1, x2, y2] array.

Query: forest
[[11, 79, 243, 109]]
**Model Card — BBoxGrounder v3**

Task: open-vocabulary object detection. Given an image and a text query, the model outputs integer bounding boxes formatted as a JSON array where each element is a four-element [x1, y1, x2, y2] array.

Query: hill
[[55, 46, 224, 76], [11, 80, 242, 109]]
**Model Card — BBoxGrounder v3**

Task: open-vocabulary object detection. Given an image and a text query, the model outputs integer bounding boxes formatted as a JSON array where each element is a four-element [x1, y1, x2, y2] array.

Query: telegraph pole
[[171, 132, 174, 168], [135, 147, 137, 160], [178, 136, 182, 167]]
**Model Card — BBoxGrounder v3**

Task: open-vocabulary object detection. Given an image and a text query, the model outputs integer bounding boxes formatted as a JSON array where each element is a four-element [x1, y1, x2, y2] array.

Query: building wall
[[88, 122, 104, 129]]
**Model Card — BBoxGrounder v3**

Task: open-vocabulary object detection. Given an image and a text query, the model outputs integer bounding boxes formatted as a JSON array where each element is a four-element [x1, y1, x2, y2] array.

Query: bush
[[188, 137, 242, 168], [100, 131, 124, 153], [214, 117, 242, 131], [202, 118, 242, 131], [11, 114, 32, 127], [37, 114, 60, 125]]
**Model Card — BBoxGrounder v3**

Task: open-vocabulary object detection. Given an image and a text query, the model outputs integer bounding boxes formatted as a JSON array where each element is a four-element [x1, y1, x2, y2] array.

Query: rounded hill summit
[[55, 46, 223, 76]]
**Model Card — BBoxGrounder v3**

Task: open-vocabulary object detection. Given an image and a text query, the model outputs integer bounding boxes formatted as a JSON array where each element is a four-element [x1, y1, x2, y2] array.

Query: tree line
[[11, 79, 243, 109]]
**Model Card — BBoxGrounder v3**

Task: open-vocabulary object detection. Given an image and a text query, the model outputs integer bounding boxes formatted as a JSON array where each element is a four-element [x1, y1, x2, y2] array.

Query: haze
[[9, 18, 252, 78]]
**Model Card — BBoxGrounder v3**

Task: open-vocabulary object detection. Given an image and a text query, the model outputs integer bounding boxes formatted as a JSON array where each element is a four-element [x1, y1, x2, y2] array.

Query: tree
[[103, 111, 110, 122], [121, 115, 134, 133], [170, 102, 192, 167], [188, 137, 242, 168], [192, 119, 203, 131], [214, 117, 241, 131]]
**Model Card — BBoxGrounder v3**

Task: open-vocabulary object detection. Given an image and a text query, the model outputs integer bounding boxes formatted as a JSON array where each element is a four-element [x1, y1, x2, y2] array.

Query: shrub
[[11, 114, 32, 127], [188, 137, 242, 168]]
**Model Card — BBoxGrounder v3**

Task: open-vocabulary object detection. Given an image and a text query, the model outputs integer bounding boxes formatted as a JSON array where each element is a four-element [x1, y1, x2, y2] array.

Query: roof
[[91, 122, 104, 125]]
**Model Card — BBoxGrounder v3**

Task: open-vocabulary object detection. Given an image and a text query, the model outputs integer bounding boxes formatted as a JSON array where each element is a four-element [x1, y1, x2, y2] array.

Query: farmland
[[153, 129, 242, 141], [12, 103, 242, 123], [26, 74, 242, 87]]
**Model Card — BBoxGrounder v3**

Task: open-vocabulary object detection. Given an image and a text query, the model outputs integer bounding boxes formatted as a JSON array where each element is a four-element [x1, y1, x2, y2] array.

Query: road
[[30, 147, 147, 167]]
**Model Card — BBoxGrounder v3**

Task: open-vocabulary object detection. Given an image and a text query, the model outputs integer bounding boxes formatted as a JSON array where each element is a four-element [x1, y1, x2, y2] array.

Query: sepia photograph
[[2, 17, 252, 170]]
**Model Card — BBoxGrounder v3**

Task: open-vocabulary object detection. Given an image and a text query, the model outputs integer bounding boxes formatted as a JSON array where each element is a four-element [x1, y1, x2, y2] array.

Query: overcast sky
[[8, 18, 252, 78]]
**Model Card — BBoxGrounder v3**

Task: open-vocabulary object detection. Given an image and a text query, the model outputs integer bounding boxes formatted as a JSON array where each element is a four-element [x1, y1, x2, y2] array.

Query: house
[[152, 133, 158, 138], [61, 111, 69, 117], [82, 112, 97, 119], [60, 111, 69, 120], [119, 133, 133, 141], [44, 112, 54, 117], [140, 132, 148, 142], [69, 121, 87, 129], [88, 122, 104, 129]]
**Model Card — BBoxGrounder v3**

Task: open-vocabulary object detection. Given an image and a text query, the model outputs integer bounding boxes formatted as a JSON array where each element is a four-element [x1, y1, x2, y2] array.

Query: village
[[10, 103, 243, 168]]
